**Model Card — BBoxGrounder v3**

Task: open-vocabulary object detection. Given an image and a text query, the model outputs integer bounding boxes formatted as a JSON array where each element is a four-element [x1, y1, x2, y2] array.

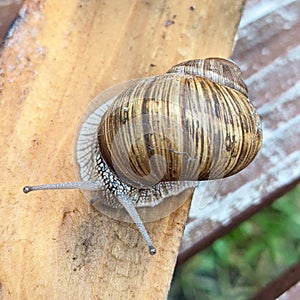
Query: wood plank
[[0, 0, 245, 299], [178, 0, 300, 264]]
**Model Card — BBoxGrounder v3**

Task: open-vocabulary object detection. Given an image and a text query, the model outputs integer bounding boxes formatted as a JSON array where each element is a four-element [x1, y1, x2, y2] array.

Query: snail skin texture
[[23, 57, 263, 255]]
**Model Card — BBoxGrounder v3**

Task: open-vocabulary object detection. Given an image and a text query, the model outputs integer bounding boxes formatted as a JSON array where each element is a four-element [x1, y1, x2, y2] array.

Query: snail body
[[23, 58, 263, 254]]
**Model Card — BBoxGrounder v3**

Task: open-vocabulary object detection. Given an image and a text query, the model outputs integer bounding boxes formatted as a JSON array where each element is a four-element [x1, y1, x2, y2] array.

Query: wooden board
[[0, 0, 245, 299], [178, 0, 300, 264]]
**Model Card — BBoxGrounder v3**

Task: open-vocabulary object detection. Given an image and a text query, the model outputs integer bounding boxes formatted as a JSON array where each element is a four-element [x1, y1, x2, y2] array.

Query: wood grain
[[0, 0, 244, 299]]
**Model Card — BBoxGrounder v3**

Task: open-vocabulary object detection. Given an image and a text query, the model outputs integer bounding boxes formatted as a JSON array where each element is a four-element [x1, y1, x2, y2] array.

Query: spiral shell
[[24, 58, 263, 253], [97, 58, 262, 189]]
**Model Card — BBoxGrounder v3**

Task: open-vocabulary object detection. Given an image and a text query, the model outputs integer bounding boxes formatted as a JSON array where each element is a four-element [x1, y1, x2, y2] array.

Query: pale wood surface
[[179, 0, 300, 265], [0, 1, 245, 299]]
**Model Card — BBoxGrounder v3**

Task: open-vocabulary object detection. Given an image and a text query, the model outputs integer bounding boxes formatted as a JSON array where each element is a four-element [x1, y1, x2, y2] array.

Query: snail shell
[[75, 57, 262, 221], [24, 58, 262, 254], [75, 80, 200, 222]]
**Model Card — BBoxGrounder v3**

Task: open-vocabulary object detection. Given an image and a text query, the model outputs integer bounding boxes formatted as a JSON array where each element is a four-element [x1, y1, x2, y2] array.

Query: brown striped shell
[[97, 58, 262, 189], [23, 58, 263, 253]]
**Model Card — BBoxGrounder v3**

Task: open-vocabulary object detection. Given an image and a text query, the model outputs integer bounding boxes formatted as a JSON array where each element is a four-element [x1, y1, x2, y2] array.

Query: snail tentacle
[[116, 191, 156, 255], [23, 181, 104, 193]]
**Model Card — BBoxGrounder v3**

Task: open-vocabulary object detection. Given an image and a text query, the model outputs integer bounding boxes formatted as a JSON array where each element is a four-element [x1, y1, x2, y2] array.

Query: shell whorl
[[96, 58, 262, 188], [167, 58, 248, 97]]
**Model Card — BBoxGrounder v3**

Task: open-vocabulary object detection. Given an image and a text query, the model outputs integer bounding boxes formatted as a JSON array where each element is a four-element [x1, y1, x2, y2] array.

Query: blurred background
[[170, 185, 300, 299]]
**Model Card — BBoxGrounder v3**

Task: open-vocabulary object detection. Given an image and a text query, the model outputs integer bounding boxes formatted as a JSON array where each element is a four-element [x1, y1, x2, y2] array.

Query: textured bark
[[0, 1, 244, 299]]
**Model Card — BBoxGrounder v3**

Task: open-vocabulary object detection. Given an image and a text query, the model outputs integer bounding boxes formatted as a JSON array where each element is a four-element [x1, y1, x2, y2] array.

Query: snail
[[23, 58, 263, 255]]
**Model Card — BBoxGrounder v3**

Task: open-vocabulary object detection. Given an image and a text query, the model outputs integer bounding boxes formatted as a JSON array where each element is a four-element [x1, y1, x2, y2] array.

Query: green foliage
[[169, 184, 300, 300]]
